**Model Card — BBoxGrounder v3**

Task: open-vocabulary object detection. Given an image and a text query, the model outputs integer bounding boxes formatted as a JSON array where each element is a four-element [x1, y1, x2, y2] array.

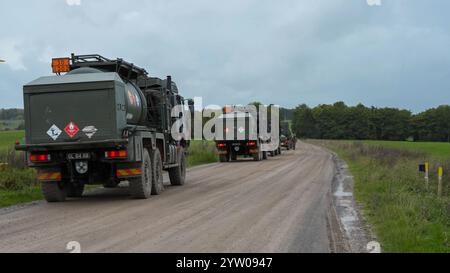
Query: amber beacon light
[[51, 57, 71, 73]]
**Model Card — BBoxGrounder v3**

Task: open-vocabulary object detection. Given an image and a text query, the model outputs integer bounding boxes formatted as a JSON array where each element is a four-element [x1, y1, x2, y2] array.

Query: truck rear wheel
[[41, 181, 67, 202], [231, 152, 237, 161], [129, 148, 153, 199], [151, 149, 164, 195], [67, 183, 85, 198], [169, 148, 186, 186], [262, 151, 268, 160]]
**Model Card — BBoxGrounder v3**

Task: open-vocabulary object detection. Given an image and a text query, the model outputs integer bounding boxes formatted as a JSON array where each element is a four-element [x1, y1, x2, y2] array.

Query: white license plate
[[67, 153, 90, 160]]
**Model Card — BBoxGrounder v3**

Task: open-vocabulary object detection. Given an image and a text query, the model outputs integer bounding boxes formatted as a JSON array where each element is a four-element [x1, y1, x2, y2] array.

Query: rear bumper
[[15, 139, 128, 152]]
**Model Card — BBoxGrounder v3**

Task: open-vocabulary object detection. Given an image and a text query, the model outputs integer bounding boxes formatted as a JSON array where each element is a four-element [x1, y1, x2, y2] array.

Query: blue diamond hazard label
[[47, 124, 62, 140]]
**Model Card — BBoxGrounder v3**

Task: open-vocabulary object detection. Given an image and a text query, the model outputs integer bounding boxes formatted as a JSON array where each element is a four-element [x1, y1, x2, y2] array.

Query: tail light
[[105, 150, 127, 159], [29, 154, 51, 162], [246, 141, 257, 146], [217, 143, 226, 148]]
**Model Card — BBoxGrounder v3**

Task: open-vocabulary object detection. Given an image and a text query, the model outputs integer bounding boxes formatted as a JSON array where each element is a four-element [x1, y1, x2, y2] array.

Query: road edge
[[317, 144, 377, 253]]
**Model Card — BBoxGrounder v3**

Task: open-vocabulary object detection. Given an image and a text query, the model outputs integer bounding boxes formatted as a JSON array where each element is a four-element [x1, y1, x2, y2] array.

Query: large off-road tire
[[278, 147, 282, 155], [219, 154, 229, 162], [129, 148, 153, 199], [151, 149, 164, 195], [67, 182, 85, 198], [41, 181, 67, 202], [169, 148, 186, 186], [231, 152, 237, 161]]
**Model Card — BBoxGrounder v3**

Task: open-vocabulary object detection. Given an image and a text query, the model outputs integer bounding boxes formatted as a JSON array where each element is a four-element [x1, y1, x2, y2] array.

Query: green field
[[0, 130, 24, 150], [363, 140, 450, 159], [309, 139, 450, 252]]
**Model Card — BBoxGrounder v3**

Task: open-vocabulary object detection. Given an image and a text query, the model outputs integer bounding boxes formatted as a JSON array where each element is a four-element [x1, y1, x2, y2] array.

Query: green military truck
[[280, 121, 297, 150], [16, 54, 191, 202], [215, 106, 279, 162]]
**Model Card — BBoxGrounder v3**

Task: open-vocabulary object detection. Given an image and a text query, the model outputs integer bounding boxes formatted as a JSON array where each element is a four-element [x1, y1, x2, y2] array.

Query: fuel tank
[[68, 67, 147, 125]]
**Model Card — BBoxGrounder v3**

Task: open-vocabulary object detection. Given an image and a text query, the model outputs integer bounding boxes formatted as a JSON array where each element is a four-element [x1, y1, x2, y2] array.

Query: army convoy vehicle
[[16, 54, 191, 202], [280, 121, 297, 150], [215, 106, 279, 162]]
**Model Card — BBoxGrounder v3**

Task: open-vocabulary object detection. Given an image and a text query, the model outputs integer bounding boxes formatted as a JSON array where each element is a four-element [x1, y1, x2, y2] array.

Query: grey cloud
[[0, 0, 449, 112]]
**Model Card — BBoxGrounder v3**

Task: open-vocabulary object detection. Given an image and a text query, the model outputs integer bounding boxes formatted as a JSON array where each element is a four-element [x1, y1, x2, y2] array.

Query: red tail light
[[29, 154, 51, 162], [217, 143, 226, 148], [105, 150, 127, 158], [246, 141, 257, 146]]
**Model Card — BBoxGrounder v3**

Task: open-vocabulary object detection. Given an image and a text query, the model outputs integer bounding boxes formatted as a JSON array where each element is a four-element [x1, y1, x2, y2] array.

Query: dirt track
[[0, 142, 338, 253]]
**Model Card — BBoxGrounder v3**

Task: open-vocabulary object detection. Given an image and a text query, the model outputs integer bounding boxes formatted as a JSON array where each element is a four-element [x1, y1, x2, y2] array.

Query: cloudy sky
[[0, 0, 449, 112]]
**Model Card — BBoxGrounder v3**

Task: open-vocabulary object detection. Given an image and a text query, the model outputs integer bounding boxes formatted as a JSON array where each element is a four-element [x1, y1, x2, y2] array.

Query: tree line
[[0, 108, 23, 120], [292, 102, 450, 142]]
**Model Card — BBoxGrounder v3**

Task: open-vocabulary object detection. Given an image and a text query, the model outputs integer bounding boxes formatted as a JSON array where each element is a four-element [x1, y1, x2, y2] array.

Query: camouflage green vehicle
[[215, 106, 280, 162], [16, 54, 191, 202], [280, 121, 297, 150]]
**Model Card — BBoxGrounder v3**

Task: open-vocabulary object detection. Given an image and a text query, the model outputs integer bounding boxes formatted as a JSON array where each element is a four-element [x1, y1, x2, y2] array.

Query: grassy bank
[[0, 148, 40, 208], [187, 140, 218, 167], [309, 140, 450, 252]]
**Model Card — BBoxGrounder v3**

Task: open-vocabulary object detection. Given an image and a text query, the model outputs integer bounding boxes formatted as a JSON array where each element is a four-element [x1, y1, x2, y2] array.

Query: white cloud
[[66, 0, 81, 6], [367, 0, 382, 6]]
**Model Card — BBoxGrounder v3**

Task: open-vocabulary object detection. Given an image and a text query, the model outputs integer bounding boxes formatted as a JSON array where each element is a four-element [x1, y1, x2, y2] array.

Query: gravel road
[[0, 142, 340, 253]]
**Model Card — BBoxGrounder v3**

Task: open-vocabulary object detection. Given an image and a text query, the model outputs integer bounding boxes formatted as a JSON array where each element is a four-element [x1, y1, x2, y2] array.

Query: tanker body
[[16, 54, 191, 202]]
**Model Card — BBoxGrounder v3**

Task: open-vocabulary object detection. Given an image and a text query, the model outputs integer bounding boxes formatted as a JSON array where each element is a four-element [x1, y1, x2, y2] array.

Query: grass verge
[[308, 140, 450, 252], [0, 165, 40, 208], [187, 140, 218, 167]]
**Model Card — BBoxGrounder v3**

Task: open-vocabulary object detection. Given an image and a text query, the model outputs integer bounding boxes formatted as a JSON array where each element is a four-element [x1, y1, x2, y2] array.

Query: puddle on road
[[332, 156, 375, 253]]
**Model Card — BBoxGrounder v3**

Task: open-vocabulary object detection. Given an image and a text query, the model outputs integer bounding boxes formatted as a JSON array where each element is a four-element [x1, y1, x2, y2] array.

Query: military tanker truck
[[16, 54, 191, 202], [215, 105, 279, 162]]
